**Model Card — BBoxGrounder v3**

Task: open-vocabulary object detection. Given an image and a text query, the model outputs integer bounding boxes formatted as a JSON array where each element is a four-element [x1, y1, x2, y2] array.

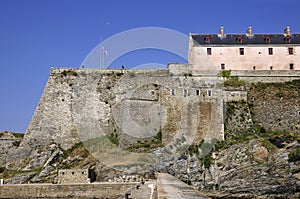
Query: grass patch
[[262, 139, 277, 152], [224, 77, 246, 87], [125, 130, 163, 152], [0, 167, 43, 179], [107, 133, 119, 146], [215, 124, 289, 151]]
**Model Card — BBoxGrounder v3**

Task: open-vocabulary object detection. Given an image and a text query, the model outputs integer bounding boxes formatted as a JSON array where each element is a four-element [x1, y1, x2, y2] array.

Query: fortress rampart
[[20, 65, 300, 152]]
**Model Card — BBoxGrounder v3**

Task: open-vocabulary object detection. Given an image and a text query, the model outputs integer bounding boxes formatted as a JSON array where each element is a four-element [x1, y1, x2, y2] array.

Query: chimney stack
[[247, 26, 253, 36], [284, 26, 291, 36], [219, 26, 225, 37]]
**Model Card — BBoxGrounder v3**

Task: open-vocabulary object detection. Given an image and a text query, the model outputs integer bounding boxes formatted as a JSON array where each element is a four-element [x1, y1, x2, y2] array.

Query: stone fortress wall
[[20, 64, 300, 153]]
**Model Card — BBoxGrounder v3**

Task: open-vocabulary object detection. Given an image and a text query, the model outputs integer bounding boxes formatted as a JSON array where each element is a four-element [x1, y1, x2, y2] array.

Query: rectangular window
[[290, 63, 294, 70], [239, 48, 244, 55], [196, 90, 200, 96], [183, 90, 187, 97], [207, 48, 212, 55], [207, 90, 212, 97], [221, 63, 225, 70], [268, 48, 273, 55], [288, 47, 294, 55], [171, 89, 175, 96]]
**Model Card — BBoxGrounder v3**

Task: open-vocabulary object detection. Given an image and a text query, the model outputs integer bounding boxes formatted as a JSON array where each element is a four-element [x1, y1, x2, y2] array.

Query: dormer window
[[236, 35, 243, 43], [285, 35, 291, 43], [205, 35, 211, 43], [265, 35, 270, 43]]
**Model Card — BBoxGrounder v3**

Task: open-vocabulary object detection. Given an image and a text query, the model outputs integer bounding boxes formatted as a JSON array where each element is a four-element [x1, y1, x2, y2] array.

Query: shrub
[[107, 133, 119, 146], [288, 147, 300, 162], [0, 166, 5, 173], [220, 70, 231, 78], [188, 144, 199, 155], [203, 155, 213, 169]]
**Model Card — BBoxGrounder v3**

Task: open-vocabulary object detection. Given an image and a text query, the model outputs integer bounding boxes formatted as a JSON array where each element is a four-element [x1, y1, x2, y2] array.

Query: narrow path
[[156, 173, 208, 199]]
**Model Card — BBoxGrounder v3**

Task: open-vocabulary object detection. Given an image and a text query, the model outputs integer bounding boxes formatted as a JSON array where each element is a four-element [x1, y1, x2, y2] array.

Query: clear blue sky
[[0, 0, 300, 133]]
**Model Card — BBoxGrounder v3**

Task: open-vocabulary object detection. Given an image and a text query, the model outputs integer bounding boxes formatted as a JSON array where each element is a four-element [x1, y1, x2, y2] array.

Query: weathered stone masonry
[[21, 65, 300, 153]]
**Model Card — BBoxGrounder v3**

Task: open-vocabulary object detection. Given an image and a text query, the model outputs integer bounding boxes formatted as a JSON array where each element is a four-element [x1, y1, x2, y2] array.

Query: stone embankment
[[0, 182, 137, 199]]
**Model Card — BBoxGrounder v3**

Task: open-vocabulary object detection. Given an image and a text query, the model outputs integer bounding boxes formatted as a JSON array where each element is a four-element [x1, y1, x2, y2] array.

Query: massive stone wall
[[19, 67, 300, 166], [21, 68, 224, 152]]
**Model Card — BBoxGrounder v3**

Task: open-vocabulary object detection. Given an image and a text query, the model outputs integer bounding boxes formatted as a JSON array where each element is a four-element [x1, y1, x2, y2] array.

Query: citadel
[[0, 27, 300, 198]]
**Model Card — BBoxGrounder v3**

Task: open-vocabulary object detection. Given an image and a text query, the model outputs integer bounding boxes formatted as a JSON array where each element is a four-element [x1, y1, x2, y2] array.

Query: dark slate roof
[[192, 34, 300, 45]]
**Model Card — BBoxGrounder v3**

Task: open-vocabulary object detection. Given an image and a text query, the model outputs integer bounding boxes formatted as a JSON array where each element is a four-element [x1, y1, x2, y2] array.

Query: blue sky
[[0, 0, 300, 133]]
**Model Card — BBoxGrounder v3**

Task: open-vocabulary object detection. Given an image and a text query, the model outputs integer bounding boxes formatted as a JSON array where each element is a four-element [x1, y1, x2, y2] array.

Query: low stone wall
[[231, 70, 300, 82], [0, 183, 137, 198]]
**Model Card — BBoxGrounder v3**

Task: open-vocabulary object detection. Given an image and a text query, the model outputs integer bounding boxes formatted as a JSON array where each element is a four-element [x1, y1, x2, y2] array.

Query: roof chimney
[[218, 26, 225, 37], [246, 26, 253, 36], [284, 26, 291, 36]]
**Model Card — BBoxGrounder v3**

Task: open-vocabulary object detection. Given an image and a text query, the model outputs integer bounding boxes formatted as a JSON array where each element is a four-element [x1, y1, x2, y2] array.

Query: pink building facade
[[188, 27, 300, 71]]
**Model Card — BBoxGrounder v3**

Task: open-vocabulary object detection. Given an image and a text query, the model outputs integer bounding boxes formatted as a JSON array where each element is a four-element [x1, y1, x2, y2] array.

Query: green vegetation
[[188, 140, 214, 168], [262, 139, 277, 152], [215, 124, 298, 153], [152, 129, 162, 144], [107, 133, 119, 146], [12, 133, 24, 138], [288, 147, 300, 162], [0, 166, 5, 173], [219, 70, 246, 87], [0, 166, 43, 181], [220, 70, 231, 78], [56, 141, 93, 169], [203, 155, 213, 169], [125, 130, 163, 152], [224, 77, 246, 87], [188, 144, 199, 155], [252, 80, 300, 91], [60, 141, 89, 160]]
